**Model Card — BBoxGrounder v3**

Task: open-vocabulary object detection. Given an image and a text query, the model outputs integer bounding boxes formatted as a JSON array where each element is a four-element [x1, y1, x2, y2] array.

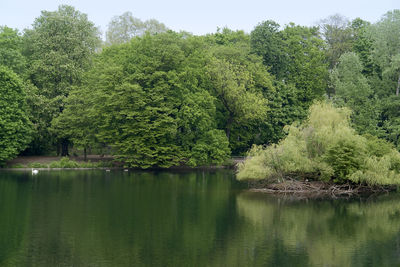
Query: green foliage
[[380, 96, 400, 149], [237, 101, 400, 186], [28, 162, 48, 168], [23, 5, 101, 155], [188, 130, 231, 166], [48, 157, 80, 168], [368, 10, 400, 97], [364, 134, 394, 157], [331, 52, 379, 135], [281, 24, 328, 104], [0, 66, 32, 163], [250, 22, 328, 148], [0, 26, 26, 75], [319, 14, 354, 68], [351, 18, 374, 76], [209, 27, 249, 47], [324, 139, 364, 183], [63, 33, 235, 168], [250, 20, 288, 79], [206, 56, 269, 140], [10, 163, 25, 168]]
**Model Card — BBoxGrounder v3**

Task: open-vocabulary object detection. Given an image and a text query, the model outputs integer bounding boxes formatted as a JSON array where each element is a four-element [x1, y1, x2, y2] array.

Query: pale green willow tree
[[105, 11, 169, 45], [23, 5, 101, 155]]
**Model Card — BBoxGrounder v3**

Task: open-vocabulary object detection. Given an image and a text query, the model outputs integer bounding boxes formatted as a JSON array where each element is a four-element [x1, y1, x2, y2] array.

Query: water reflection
[[0, 170, 400, 266], [236, 192, 400, 266]]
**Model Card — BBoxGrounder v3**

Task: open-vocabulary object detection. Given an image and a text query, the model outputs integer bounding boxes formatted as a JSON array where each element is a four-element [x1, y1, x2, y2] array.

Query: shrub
[[49, 157, 79, 168], [10, 163, 25, 168], [323, 139, 364, 183], [237, 101, 400, 186], [188, 129, 230, 166], [28, 162, 48, 168]]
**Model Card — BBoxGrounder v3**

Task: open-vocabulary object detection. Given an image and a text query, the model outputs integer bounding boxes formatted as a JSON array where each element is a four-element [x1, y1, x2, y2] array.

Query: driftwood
[[247, 178, 395, 199]]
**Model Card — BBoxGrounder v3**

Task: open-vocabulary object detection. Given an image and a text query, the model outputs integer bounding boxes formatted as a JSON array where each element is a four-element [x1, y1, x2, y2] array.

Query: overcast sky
[[1, 0, 398, 37]]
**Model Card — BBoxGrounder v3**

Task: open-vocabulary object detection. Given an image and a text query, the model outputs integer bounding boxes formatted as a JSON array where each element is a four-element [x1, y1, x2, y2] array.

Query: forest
[[1, 5, 400, 169]]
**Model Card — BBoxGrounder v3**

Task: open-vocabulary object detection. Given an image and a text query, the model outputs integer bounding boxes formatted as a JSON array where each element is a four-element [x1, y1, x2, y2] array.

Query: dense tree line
[[0, 5, 399, 168]]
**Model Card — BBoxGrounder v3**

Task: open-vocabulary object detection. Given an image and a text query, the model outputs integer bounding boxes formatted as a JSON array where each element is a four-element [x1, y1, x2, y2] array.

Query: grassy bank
[[4, 156, 241, 170]]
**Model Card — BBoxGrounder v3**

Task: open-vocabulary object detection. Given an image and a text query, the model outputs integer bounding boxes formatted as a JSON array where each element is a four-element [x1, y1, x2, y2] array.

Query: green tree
[[61, 33, 232, 167], [206, 57, 268, 141], [351, 18, 374, 76], [281, 24, 328, 105], [331, 52, 379, 134], [250, 20, 288, 79], [369, 9, 400, 97], [0, 26, 26, 75], [318, 14, 354, 68], [381, 96, 400, 149], [51, 84, 98, 161], [250, 22, 328, 146], [23, 5, 101, 155], [0, 66, 32, 163], [106, 11, 169, 45]]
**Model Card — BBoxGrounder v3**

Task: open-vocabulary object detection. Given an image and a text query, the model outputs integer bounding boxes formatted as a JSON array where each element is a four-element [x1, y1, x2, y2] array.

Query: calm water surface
[[1, 170, 400, 266]]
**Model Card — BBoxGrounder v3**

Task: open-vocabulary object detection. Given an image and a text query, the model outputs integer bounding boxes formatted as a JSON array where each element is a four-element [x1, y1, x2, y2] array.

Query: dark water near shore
[[1, 170, 400, 266]]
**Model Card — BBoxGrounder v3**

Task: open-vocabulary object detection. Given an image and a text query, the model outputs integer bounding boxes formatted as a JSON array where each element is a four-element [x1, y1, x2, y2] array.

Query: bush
[[10, 163, 25, 168], [237, 101, 400, 186], [28, 162, 48, 168], [323, 139, 364, 183], [0, 66, 32, 163], [188, 130, 231, 166], [49, 157, 79, 168]]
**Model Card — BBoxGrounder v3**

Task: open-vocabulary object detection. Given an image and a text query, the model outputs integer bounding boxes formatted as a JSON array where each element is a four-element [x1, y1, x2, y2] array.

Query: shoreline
[[0, 165, 234, 171], [246, 179, 397, 198], [3, 155, 245, 170]]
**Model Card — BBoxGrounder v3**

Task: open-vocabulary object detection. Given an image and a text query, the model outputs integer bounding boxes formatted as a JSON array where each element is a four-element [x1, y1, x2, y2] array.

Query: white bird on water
[[32, 169, 39, 175]]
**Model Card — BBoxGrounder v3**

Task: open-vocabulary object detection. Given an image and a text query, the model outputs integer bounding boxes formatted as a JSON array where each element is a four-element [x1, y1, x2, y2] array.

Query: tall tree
[[351, 18, 374, 76], [281, 24, 328, 105], [0, 66, 32, 163], [106, 12, 169, 45], [59, 33, 233, 167], [250, 20, 287, 79], [23, 5, 101, 155], [369, 9, 400, 97], [0, 26, 26, 75], [206, 33, 273, 153], [319, 14, 354, 68], [331, 52, 379, 135]]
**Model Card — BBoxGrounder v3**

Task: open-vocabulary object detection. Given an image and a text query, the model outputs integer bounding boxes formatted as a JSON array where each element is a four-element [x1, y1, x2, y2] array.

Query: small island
[[237, 102, 400, 197]]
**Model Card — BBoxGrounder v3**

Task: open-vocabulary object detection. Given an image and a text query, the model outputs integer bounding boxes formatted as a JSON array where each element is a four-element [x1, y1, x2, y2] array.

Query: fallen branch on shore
[[248, 178, 396, 198]]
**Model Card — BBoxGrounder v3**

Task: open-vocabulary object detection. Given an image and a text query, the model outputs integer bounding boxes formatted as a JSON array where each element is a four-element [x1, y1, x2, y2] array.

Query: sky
[[0, 0, 398, 37]]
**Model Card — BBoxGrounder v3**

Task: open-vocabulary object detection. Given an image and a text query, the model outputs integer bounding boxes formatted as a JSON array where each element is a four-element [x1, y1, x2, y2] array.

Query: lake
[[1, 170, 400, 266]]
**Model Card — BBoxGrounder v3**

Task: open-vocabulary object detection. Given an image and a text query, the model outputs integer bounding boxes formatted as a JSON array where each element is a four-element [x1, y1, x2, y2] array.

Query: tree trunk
[[396, 74, 400, 96], [226, 116, 234, 140], [84, 146, 87, 162], [61, 139, 69, 157]]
